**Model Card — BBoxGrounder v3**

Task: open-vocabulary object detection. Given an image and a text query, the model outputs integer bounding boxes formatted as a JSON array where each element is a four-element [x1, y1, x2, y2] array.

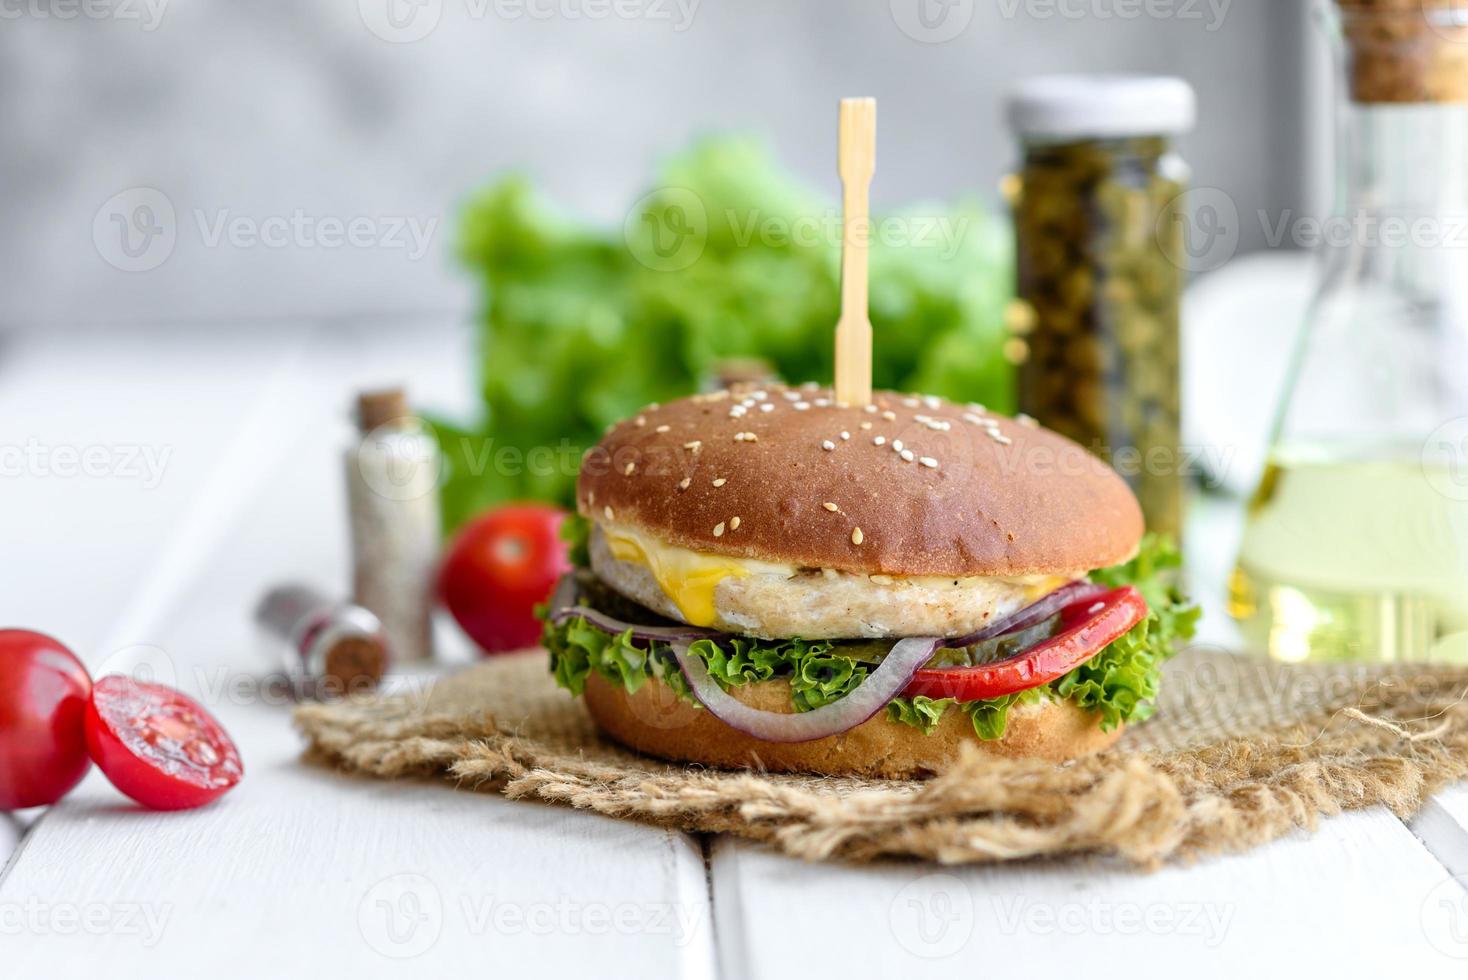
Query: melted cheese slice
[[599, 521, 1084, 630], [600, 525, 794, 627], [1020, 575, 1081, 603]]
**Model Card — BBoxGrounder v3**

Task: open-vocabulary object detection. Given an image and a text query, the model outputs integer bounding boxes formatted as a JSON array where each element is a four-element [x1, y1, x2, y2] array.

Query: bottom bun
[[583, 672, 1124, 778]]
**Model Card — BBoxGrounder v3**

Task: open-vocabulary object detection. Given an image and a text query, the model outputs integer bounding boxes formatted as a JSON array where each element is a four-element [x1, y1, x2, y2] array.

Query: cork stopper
[[321, 635, 388, 695], [356, 387, 410, 433], [1335, 0, 1468, 103]]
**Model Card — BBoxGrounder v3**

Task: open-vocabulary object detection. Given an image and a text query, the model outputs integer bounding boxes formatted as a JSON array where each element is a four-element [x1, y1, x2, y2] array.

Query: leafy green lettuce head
[[437, 137, 1013, 532]]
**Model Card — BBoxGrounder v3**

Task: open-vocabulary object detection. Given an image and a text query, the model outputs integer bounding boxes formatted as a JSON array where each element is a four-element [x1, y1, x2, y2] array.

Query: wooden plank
[[1411, 786, 1468, 880], [0, 322, 717, 978], [1408, 786, 1468, 960], [0, 324, 316, 656], [0, 814, 21, 876], [711, 808, 1463, 978], [0, 704, 714, 977]]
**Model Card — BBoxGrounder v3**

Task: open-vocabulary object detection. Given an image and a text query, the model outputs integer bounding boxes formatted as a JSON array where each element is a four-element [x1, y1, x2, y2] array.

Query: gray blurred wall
[[0, 0, 1317, 329]]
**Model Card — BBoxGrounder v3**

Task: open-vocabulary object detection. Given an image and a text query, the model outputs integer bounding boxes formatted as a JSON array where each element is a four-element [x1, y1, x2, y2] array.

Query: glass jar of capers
[[1005, 76, 1196, 540]]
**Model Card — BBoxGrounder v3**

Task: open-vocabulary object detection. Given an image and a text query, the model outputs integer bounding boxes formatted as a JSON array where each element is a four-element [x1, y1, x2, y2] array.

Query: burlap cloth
[[295, 648, 1468, 867]]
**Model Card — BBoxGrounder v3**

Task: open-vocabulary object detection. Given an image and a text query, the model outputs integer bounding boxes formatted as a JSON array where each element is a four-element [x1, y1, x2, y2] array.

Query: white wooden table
[[4, 322, 1468, 978]]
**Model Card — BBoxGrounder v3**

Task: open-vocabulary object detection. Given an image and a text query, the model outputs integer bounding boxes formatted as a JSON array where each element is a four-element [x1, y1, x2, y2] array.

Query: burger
[[542, 384, 1197, 777]]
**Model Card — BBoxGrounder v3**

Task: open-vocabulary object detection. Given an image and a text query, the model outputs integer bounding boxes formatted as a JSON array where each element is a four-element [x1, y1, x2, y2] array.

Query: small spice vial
[[255, 584, 389, 700], [347, 388, 440, 663]]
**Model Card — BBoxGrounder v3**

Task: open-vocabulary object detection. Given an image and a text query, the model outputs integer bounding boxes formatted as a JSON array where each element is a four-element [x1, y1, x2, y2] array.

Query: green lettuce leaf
[[963, 689, 1047, 740], [886, 689, 1047, 741], [1093, 532, 1201, 667], [885, 695, 954, 736], [544, 614, 693, 703], [688, 633, 871, 712], [1055, 533, 1201, 731], [545, 623, 871, 716], [560, 511, 591, 568]]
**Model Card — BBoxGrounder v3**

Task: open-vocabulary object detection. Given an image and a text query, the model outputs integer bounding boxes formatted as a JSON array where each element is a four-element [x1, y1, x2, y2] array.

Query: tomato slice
[[84, 677, 243, 811], [901, 586, 1148, 703]]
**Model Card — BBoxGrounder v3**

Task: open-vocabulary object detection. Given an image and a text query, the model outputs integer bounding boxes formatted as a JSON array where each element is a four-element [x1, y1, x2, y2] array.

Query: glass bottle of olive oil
[[1231, 449, 1468, 663], [1232, 1, 1468, 663]]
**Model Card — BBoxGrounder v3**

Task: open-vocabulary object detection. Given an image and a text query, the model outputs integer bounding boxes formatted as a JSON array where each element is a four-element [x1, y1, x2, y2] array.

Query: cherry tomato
[[902, 586, 1149, 703], [0, 630, 92, 809], [84, 676, 243, 811], [439, 503, 571, 654]]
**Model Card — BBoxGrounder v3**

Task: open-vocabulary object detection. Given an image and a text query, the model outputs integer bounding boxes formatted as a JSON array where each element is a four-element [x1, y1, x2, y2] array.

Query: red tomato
[[84, 676, 243, 811], [439, 504, 571, 654], [0, 630, 92, 809], [902, 586, 1148, 703]]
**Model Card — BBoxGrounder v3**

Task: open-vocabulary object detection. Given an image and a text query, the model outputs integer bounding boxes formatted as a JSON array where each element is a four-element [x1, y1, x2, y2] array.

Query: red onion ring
[[669, 637, 940, 743]]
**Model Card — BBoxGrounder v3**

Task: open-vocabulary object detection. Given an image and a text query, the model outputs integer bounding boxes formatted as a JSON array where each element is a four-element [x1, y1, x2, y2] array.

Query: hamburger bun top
[[577, 384, 1143, 577]]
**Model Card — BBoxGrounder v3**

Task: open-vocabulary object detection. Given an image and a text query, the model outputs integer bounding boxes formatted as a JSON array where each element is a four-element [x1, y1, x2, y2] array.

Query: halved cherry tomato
[[0, 630, 92, 810], [902, 586, 1148, 703], [84, 676, 243, 811]]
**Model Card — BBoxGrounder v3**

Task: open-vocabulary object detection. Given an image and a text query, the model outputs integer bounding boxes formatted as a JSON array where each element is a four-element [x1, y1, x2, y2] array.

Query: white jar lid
[[1007, 74, 1196, 140]]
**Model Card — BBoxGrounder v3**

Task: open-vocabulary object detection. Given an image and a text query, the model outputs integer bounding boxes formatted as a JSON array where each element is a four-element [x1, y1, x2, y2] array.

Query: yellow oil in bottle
[[1230, 447, 1468, 664]]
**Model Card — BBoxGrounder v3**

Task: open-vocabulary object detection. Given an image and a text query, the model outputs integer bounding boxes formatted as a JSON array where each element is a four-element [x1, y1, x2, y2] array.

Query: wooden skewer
[[835, 97, 876, 408]]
